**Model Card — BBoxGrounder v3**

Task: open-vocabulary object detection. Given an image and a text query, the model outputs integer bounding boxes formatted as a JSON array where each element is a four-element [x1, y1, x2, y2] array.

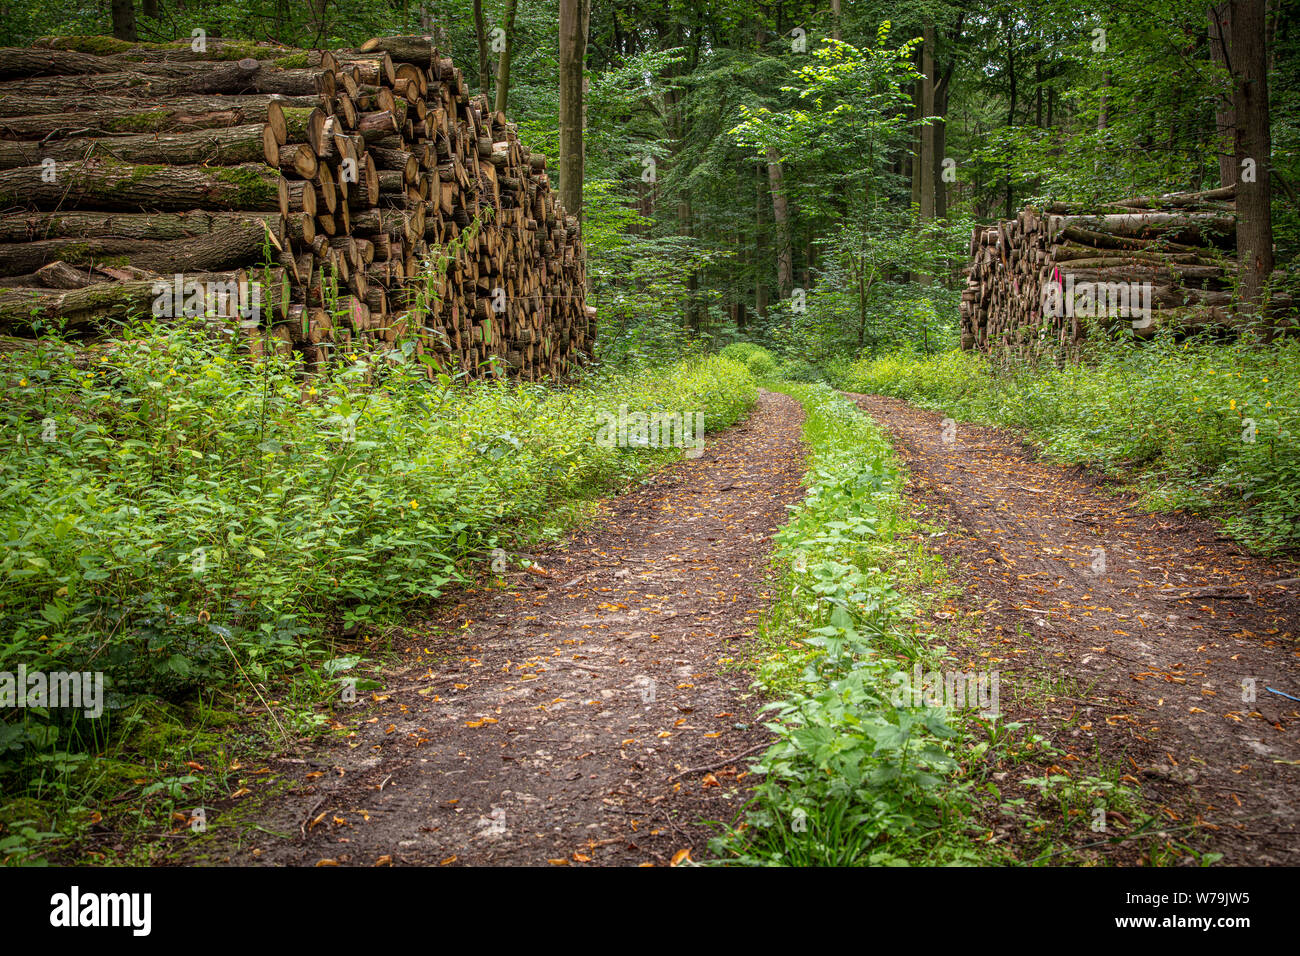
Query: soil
[[187, 390, 807, 866], [848, 393, 1300, 865]]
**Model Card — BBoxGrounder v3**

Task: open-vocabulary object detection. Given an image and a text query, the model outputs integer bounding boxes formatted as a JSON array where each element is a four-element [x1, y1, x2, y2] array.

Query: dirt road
[[191, 392, 805, 866], [850, 393, 1300, 865]]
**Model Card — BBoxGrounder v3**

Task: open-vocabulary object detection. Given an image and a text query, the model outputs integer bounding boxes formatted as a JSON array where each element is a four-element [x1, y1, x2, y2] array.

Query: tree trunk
[[494, 0, 519, 114], [1230, 0, 1274, 312], [755, 162, 768, 318], [766, 148, 792, 297], [558, 0, 587, 222], [0, 123, 275, 170], [1209, 2, 1236, 187], [0, 95, 321, 139], [473, 0, 492, 96], [0, 160, 280, 212], [933, 77, 949, 220], [919, 24, 936, 221], [0, 209, 290, 242], [111, 0, 138, 42], [0, 218, 280, 276]]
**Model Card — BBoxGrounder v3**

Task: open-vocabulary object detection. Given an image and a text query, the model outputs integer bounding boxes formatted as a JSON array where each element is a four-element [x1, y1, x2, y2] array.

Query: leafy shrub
[[833, 336, 1300, 551], [718, 341, 768, 364], [775, 358, 824, 382], [0, 321, 757, 778], [718, 342, 781, 381], [744, 350, 779, 380]]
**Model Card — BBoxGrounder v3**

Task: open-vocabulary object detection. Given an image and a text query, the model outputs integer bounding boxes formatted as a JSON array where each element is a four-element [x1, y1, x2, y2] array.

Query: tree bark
[[1230, 0, 1274, 312], [495, 0, 519, 114], [0, 218, 281, 276], [919, 23, 936, 221], [755, 162, 768, 318], [0, 209, 289, 242], [111, 0, 138, 42], [0, 161, 280, 212], [1209, 3, 1236, 187], [558, 0, 587, 222], [0, 123, 275, 170], [766, 148, 792, 297], [474, 0, 492, 97]]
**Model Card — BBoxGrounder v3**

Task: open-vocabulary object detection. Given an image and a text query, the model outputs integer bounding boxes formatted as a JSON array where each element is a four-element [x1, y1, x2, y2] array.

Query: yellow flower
[[19, 378, 27, 386], [1229, 399, 1236, 410], [1262, 377, 1269, 383], [410, 500, 419, 509]]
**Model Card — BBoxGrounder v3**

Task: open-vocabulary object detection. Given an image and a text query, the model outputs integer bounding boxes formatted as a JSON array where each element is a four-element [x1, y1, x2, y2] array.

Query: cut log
[[0, 123, 273, 169], [0, 160, 280, 211], [0, 217, 281, 275]]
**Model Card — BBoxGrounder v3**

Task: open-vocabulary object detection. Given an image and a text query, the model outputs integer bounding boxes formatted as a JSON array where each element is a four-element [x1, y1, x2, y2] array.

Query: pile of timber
[[0, 35, 594, 380], [959, 185, 1270, 351]]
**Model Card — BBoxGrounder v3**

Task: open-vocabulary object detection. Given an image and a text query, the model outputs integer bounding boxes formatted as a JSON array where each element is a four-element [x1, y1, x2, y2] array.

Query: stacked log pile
[[959, 185, 1263, 352], [0, 35, 593, 380]]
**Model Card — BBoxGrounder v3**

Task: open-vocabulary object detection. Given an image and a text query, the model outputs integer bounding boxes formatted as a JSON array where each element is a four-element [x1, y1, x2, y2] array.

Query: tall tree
[[111, 0, 138, 41], [919, 23, 936, 220], [473, 0, 492, 97], [558, 0, 590, 220], [495, 0, 519, 113], [1209, 3, 1237, 186], [1229, 0, 1274, 311]]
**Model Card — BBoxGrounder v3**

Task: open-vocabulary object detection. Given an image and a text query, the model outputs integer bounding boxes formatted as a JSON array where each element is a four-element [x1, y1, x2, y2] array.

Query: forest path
[[194, 391, 805, 867], [849, 393, 1300, 865]]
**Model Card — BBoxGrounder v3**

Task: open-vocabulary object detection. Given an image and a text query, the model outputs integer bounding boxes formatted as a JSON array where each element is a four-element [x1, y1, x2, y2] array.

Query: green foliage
[[718, 342, 782, 381], [774, 358, 824, 383], [710, 384, 982, 866], [0, 322, 756, 801], [836, 337, 1300, 551]]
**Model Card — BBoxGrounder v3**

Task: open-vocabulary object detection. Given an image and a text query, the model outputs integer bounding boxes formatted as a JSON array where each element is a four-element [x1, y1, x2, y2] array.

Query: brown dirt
[[190, 390, 806, 867], [848, 393, 1300, 865]]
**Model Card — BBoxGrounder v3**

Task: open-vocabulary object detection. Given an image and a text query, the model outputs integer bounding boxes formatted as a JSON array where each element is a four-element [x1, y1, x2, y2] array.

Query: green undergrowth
[[718, 341, 824, 385], [834, 336, 1300, 552], [0, 320, 756, 862], [709, 383, 1000, 865], [710, 383, 1175, 866]]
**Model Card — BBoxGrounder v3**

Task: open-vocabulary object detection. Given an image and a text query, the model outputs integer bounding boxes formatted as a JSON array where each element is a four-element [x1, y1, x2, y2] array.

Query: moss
[[213, 165, 279, 208], [57, 242, 93, 264], [127, 163, 165, 183], [40, 35, 136, 55], [274, 53, 310, 68], [106, 110, 169, 134], [0, 796, 56, 831]]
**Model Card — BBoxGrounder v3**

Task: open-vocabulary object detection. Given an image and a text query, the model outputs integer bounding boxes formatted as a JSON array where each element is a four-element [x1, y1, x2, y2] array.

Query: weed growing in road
[[709, 384, 993, 865]]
